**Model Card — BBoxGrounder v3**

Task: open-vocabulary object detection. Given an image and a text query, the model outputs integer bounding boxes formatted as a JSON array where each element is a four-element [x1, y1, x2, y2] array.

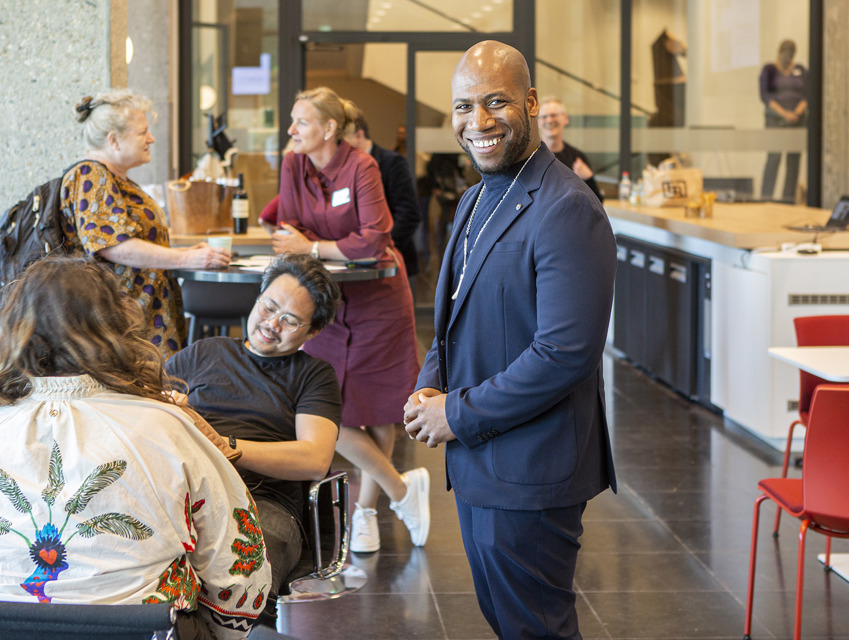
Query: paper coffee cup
[[207, 236, 232, 252]]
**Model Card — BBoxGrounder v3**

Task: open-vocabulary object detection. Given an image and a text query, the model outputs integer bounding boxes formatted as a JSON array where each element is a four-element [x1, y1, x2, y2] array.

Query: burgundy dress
[[260, 141, 419, 427]]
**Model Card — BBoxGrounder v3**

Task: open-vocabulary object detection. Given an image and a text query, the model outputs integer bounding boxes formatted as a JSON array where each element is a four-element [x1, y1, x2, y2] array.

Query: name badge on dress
[[331, 187, 351, 207]]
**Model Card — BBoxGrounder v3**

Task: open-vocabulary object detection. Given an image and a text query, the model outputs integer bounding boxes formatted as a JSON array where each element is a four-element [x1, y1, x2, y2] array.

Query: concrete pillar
[[823, 0, 849, 208], [0, 0, 113, 204]]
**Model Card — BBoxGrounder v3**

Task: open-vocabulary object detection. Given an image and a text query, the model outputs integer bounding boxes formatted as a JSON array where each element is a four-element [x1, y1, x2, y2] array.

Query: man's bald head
[[451, 41, 539, 175], [453, 40, 532, 94]]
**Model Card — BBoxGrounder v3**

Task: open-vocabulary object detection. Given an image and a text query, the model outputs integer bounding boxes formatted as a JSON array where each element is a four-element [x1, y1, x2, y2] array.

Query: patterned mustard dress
[[61, 161, 187, 358]]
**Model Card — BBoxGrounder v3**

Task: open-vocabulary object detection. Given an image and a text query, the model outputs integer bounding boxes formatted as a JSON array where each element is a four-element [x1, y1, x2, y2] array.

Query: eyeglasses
[[255, 297, 310, 333]]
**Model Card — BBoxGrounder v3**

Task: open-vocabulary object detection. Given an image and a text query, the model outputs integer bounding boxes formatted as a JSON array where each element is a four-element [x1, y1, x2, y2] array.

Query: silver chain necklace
[[451, 146, 539, 300]]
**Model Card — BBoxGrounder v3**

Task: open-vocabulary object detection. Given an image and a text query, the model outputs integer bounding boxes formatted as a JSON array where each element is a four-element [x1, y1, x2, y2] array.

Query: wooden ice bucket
[[166, 179, 235, 235]]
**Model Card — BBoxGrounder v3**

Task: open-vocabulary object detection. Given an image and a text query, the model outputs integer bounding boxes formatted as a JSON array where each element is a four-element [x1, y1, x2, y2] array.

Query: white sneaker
[[389, 467, 430, 546], [350, 503, 380, 553]]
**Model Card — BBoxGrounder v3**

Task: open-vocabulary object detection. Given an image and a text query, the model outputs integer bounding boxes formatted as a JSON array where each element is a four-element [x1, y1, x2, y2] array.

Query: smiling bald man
[[404, 40, 617, 639]]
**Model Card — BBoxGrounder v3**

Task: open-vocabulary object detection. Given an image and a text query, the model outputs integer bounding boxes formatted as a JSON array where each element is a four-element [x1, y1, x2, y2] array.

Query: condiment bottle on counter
[[232, 173, 249, 234], [618, 171, 631, 201]]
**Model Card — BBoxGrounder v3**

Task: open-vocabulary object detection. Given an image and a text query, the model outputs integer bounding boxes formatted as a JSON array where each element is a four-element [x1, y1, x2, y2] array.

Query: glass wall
[[303, 42, 408, 151], [182, 0, 814, 219], [301, 0, 513, 33], [630, 0, 810, 203], [535, 0, 622, 197], [190, 0, 280, 223]]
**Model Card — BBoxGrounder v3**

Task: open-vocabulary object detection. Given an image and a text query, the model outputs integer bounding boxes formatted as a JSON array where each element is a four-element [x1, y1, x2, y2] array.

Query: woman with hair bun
[[259, 87, 428, 554], [61, 88, 230, 359]]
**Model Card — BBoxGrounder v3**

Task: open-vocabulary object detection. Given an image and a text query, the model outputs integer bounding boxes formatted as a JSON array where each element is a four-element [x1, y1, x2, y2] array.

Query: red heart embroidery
[[39, 549, 58, 565]]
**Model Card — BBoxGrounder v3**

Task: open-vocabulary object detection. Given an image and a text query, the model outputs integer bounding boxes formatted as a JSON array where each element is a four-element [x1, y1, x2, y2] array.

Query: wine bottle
[[232, 173, 249, 234]]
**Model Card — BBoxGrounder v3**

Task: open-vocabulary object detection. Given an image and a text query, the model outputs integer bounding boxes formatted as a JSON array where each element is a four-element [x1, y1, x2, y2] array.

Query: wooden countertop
[[169, 226, 270, 248], [604, 201, 849, 250]]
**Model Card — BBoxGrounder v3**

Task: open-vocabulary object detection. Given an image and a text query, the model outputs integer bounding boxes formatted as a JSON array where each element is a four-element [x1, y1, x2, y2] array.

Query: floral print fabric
[[0, 375, 271, 638], [61, 161, 187, 358]]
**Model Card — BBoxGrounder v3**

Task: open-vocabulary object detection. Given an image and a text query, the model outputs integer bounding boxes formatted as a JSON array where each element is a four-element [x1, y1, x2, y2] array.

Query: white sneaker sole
[[350, 538, 380, 554], [407, 468, 430, 546]]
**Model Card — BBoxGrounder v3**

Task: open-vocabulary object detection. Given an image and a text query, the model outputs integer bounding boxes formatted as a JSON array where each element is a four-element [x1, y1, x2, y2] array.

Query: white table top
[[768, 346, 849, 382]]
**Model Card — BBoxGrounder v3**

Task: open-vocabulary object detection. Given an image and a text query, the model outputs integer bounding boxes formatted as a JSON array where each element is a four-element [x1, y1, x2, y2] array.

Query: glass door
[[188, 0, 280, 224]]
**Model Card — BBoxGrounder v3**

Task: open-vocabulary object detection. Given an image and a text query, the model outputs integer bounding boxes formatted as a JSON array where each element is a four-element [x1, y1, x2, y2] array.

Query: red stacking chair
[[744, 385, 849, 640], [774, 315, 849, 535]]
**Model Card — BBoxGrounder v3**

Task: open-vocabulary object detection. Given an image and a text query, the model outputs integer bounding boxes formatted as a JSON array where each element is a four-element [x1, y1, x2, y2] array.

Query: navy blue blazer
[[416, 144, 617, 511]]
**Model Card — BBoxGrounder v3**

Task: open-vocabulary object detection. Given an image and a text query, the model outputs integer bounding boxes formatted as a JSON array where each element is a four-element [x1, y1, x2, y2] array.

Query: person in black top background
[[537, 97, 604, 203], [166, 253, 342, 627], [346, 109, 421, 289]]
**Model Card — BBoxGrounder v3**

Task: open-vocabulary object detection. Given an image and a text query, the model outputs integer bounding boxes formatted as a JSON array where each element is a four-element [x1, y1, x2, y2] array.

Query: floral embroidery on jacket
[[0, 441, 152, 603], [142, 555, 200, 610], [229, 491, 266, 577]]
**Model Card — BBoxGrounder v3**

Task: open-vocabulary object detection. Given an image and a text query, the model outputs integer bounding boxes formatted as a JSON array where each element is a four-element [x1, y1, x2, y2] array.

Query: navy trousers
[[455, 496, 586, 640]]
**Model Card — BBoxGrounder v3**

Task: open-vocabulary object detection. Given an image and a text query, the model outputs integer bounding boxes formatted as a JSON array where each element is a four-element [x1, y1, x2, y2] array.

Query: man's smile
[[470, 136, 504, 150]]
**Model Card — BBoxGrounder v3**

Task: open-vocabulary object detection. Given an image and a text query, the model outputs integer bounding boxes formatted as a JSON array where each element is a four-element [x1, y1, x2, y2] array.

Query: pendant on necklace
[[451, 272, 464, 300]]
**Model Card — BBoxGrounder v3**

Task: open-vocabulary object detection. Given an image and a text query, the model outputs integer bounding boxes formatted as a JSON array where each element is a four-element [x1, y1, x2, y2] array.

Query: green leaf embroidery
[[76, 513, 153, 540], [0, 516, 12, 535], [64, 460, 126, 515], [229, 492, 265, 577], [41, 441, 65, 507], [0, 468, 32, 514]]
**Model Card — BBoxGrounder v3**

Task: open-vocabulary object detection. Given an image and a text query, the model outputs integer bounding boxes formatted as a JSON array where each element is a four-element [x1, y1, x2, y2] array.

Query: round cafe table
[[171, 258, 398, 284]]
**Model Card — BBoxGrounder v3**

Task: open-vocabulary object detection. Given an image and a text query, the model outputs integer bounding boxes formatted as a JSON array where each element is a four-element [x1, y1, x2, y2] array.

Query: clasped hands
[[403, 388, 456, 448]]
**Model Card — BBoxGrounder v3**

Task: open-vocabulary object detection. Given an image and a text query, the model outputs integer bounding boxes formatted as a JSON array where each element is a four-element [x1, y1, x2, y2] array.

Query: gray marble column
[[0, 0, 113, 205], [823, 0, 849, 209]]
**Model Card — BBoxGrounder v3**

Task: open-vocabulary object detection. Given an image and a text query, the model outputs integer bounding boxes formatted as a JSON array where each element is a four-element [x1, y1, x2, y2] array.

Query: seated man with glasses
[[165, 253, 342, 627]]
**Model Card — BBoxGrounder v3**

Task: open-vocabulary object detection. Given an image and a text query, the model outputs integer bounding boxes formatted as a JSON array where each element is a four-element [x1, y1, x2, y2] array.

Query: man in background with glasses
[[166, 253, 342, 628], [538, 97, 604, 204]]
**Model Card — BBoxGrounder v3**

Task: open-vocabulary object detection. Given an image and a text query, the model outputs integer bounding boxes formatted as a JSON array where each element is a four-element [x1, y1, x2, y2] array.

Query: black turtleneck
[[450, 159, 525, 301]]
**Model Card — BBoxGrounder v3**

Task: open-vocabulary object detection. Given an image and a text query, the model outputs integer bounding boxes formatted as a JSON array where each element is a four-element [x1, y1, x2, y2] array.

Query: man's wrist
[[310, 241, 320, 259]]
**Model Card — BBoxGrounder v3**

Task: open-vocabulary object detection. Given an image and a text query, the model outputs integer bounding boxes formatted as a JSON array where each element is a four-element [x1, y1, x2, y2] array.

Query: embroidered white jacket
[[0, 376, 271, 639]]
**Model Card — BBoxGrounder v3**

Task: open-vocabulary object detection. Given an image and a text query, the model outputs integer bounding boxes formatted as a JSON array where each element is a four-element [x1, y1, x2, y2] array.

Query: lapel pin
[[516, 204, 522, 210]]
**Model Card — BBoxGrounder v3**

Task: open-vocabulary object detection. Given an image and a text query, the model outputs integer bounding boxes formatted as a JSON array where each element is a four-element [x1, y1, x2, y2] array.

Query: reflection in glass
[[535, 1, 622, 198], [630, 0, 810, 203], [190, 0, 279, 224], [302, 0, 512, 33]]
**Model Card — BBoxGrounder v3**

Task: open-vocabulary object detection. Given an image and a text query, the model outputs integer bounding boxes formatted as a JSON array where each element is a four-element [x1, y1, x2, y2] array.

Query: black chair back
[[0, 601, 175, 639]]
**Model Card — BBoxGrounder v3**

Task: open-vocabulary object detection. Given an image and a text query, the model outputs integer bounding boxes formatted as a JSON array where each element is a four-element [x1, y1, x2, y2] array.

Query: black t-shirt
[[553, 142, 604, 204], [165, 337, 341, 520]]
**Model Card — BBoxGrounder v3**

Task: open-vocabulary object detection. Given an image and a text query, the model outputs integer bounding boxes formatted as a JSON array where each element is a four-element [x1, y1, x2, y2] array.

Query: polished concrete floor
[[252, 303, 849, 640]]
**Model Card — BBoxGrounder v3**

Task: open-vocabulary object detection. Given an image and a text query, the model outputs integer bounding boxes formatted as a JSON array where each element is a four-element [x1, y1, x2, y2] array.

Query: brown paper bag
[[642, 161, 703, 207], [166, 179, 235, 235]]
